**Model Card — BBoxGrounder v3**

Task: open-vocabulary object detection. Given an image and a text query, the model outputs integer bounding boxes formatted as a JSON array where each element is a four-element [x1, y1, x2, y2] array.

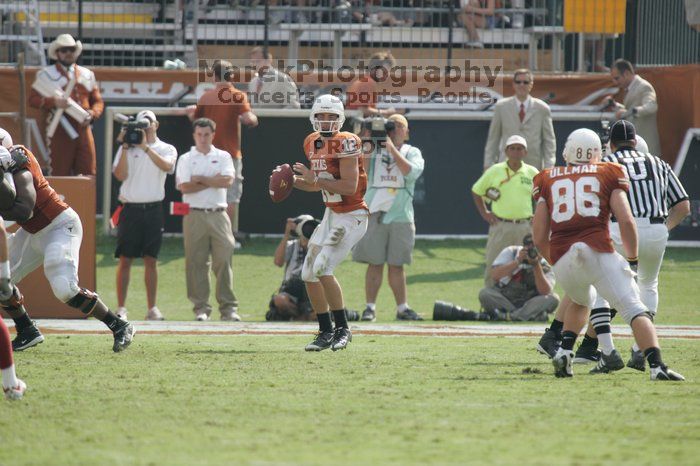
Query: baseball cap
[[505, 134, 527, 149], [137, 110, 157, 123], [609, 119, 636, 142]]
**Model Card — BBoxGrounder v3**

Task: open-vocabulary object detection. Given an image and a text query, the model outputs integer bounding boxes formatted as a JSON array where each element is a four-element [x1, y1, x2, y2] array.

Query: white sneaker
[[3, 379, 27, 400], [552, 348, 574, 378], [116, 307, 128, 320], [650, 365, 685, 381], [195, 313, 210, 321], [221, 310, 242, 322], [146, 306, 164, 321]]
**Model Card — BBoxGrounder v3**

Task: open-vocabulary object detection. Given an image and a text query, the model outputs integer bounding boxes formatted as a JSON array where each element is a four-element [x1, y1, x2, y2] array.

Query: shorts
[[552, 242, 647, 324], [115, 202, 164, 259], [301, 207, 368, 282], [226, 157, 243, 204], [352, 212, 415, 266]]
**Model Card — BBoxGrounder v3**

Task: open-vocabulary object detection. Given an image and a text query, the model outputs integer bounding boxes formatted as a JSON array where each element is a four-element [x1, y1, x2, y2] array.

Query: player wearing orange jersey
[[292, 95, 369, 352], [0, 131, 134, 353], [532, 128, 683, 380]]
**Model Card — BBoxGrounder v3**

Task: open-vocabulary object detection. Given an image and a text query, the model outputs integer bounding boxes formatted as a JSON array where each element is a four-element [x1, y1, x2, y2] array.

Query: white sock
[[632, 342, 640, 352], [2, 365, 18, 389], [0, 261, 9, 279], [366, 303, 376, 311], [397, 303, 409, 313], [597, 333, 615, 355]]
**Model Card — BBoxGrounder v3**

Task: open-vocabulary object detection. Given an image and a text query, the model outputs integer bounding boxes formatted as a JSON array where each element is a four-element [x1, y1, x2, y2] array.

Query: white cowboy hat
[[48, 34, 83, 61]]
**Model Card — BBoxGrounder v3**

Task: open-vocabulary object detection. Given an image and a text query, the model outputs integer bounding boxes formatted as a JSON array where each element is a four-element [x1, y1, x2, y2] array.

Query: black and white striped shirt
[[603, 148, 688, 219]]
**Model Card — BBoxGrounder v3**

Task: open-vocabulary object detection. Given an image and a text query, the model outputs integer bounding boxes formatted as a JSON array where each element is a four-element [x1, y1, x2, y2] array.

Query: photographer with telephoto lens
[[267, 215, 360, 322], [434, 234, 559, 322], [112, 110, 177, 321]]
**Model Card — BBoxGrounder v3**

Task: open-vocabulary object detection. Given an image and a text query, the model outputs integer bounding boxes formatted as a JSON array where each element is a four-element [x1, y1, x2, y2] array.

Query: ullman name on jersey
[[548, 164, 599, 178]]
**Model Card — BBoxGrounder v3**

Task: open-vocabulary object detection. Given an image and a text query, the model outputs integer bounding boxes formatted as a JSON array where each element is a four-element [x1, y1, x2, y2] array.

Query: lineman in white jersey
[[587, 120, 690, 373]]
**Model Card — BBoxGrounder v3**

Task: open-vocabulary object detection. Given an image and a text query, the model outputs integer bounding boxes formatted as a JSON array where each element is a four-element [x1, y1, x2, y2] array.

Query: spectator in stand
[[29, 34, 103, 176], [483, 68, 556, 170], [345, 51, 405, 118], [188, 60, 258, 246], [459, 0, 497, 49], [249, 46, 301, 109]]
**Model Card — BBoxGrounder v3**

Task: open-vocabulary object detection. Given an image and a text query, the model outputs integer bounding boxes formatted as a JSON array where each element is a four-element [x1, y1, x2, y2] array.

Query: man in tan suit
[[483, 69, 556, 171], [609, 59, 661, 155]]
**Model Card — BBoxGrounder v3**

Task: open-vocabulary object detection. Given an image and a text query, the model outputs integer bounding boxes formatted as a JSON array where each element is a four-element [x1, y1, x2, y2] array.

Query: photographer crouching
[[112, 110, 177, 321], [434, 234, 559, 322], [267, 215, 360, 322]]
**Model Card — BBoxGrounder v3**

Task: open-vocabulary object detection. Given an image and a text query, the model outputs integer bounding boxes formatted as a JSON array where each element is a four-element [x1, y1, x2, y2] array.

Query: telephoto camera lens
[[433, 301, 479, 321]]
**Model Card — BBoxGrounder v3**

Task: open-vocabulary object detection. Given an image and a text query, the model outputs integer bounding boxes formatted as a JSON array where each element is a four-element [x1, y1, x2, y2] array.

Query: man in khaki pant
[[472, 135, 539, 285], [176, 118, 239, 321]]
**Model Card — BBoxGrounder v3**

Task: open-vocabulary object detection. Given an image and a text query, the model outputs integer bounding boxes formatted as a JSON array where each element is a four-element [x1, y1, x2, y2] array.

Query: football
[[269, 163, 294, 203]]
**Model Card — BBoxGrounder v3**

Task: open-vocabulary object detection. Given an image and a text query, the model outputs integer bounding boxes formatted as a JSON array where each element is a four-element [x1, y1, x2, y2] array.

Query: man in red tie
[[483, 69, 556, 171]]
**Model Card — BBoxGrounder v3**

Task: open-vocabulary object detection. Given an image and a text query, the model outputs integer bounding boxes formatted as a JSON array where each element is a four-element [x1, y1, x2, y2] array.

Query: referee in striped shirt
[[588, 119, 690, 373]]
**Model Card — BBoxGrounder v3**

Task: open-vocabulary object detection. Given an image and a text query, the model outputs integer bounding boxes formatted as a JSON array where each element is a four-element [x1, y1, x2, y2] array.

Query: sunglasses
[[58, 47, 76, 53], [514, 80, 530, 85]]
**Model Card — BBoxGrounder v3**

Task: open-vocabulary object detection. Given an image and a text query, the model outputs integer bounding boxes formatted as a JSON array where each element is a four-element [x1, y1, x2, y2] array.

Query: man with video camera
[[267, 216, 359, 322], [434, 234, 558, 322], [352, 114, 425, 321], [112, 110, 177, 321]]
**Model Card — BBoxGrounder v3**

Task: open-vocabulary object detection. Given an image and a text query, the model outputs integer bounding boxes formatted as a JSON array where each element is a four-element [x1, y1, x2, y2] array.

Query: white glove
[[325, 226, 346, 246]]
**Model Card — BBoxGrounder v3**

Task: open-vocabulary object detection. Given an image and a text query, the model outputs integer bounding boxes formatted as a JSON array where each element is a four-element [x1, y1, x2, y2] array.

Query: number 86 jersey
[[532, 162, 630, 265], [303, 131, 368, 213]]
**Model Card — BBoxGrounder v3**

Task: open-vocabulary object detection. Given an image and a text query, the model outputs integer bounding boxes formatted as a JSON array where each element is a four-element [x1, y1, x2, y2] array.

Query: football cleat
[[361, 308, 376, 322], [552, 348, 574, 378], [305, 331, 334, 351], [12, 323, 44, 352], [627, 348, 646, 372], [112, 320, 135, 353], [650, 365, 685, 381], [536, 328, 560, 359], [396, 308, 424, 321], [589, 349, 625, 374], [3, 379, 27, 400], [331, 327, 352, 351], [573, 342, 601, 364]]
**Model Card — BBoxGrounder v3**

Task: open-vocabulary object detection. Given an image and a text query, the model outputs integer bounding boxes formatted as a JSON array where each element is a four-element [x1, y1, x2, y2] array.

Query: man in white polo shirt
[[112, 110, 177, 321], [176, 118, 239, 321]]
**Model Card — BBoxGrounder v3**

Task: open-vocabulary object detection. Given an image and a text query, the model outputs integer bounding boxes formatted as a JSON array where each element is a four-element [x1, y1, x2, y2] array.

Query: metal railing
[[0, 0, 697, 70]]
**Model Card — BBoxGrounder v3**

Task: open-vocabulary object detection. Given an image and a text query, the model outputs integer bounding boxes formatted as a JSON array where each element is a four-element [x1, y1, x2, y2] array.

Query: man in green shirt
[[353, 114, 425, 321], [472, 135, 539, 285]]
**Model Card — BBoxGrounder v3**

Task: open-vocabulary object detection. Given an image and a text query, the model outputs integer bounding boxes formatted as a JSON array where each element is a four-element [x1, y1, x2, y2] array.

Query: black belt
[[611, 216, 665, 224], [191, 207, 226, 213], [123, 201, 162, 209], [495, 216, 532, 224]]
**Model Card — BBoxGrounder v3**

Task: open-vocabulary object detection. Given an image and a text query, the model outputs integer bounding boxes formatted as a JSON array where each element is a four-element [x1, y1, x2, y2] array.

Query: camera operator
[[267, 216, 360, 322], [352, 114, 425, 321], [479, 233, 558, 321], [433, 234, 558, 322], [112, 110, 177, 321]]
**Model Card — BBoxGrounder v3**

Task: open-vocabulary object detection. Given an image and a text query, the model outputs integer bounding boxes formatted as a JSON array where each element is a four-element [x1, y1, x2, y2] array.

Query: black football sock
[[332, 309, 348, 329], [550, 319, 563, 338], [561, 331, 577, 351], [579, 333, 598, 351], [318, 312, 333, 333], [644, 347, 663, 369], [13, 312, 34, 332], [102, 311, 122, 331]]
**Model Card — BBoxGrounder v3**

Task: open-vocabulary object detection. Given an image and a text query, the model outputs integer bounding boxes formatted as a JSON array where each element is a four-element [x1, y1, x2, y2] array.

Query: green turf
[[95, 233, 700, 324], [1, 335, 698, 465]]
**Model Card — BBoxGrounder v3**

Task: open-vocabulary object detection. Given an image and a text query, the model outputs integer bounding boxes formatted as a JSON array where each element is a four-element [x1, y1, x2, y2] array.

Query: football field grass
[[1, 335, 699, 465], [1, 234, 698, 465]]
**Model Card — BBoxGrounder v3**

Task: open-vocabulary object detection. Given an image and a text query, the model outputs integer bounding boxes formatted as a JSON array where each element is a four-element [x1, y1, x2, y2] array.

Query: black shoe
[[573, 342, 600, 364], [331, 327, 352, 351], [396, 308, 424, 321], [12, 323, 45, 351], [536, 328, 560, 359], [112, 320, 135, 353], [650, 365, 685, 381], [589, 349, 625, 374], [305, 331, 334, 351], [627, 348, 646, 372], [361, 307, 376, 322]]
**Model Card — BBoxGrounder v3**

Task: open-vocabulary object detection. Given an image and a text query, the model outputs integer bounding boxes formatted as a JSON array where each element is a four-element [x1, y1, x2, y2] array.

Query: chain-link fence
[[0, 0, 698, 70]]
